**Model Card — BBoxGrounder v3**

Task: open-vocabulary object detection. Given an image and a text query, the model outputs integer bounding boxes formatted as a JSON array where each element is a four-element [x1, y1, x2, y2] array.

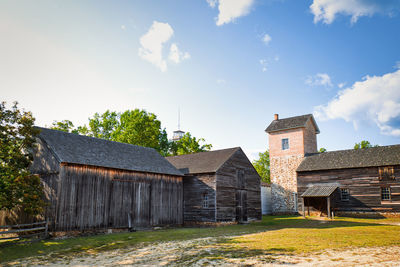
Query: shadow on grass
[[170, 240, 292, 266], [1, 215, 398, 264]]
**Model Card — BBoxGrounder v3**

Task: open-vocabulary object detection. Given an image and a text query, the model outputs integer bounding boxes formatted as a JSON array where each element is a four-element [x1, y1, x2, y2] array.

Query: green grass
[[1, 215, 400, 264]]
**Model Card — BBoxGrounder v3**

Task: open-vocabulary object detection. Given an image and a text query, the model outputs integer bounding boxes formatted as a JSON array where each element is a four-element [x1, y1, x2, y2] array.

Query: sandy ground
[[8, 236, 400, 267]]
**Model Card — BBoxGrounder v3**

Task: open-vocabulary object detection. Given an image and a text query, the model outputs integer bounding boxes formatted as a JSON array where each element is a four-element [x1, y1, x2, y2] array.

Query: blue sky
[[1, 0, 400, 160]]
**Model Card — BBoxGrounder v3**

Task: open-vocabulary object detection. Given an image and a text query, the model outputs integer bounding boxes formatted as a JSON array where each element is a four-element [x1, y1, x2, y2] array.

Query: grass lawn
[[1, 215, 400, 264]]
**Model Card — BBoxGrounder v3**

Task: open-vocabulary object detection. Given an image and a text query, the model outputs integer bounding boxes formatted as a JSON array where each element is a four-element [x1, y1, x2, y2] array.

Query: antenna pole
[[178, 108, 180, 130]]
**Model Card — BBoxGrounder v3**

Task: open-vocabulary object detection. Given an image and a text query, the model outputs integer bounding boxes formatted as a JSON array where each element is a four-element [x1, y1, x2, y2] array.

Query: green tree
[[252, 150, 270, 183], [50, 109, 213, 156], [170, 132, 212, 156], [113, 110, 161, 150], [0, 102, 44, 214], [354, 140, 378, 150], [50, 120, 76, 133], [158, 129, 170, 157], [319, 147, 327, 153]]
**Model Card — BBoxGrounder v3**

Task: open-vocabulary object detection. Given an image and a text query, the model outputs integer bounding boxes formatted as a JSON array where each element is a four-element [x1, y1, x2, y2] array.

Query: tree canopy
[[0, 102, 44, 214], [51, 109, 212, 156], [169, 132, 212, 156], [252, 150, 270, 183], [354, 140, 378, 150]]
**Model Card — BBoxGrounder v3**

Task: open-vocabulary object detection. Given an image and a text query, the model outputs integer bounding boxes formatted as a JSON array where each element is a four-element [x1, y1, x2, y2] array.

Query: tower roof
[[265, 114, 320, 134]]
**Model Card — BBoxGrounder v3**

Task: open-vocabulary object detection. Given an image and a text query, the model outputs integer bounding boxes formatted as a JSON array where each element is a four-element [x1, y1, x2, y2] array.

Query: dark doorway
[[236, 190, 247, 223]]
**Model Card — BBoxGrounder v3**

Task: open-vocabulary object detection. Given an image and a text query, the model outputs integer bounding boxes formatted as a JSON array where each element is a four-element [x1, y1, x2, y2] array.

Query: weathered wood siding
[[51, 164, 183, 230], [29, 140, 183, 231], [183, 174, 216, 222], [216, 150, 262, 221], [297, 165, 400, 213]]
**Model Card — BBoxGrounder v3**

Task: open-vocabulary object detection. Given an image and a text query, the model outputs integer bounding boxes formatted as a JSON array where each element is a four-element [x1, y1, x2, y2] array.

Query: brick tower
[[265, 114, 319, 213]]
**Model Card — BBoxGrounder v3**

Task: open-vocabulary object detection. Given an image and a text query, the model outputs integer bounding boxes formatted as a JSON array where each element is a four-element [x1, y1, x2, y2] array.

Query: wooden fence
[[0, 221, 48, 244]]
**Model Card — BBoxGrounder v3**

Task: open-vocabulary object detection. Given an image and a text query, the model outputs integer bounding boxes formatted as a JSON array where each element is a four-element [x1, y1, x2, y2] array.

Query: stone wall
[[270, 155, 304, 213]]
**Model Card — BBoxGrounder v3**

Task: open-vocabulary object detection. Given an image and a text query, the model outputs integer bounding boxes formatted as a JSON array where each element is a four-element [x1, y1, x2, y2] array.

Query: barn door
[[109, 179, 151, 228], [235, 190, 247, 223]]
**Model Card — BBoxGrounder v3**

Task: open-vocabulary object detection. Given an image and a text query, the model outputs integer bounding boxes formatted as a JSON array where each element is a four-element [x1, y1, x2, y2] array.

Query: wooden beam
[[302, 197, 305, 218], [327, 196, 331, 219]]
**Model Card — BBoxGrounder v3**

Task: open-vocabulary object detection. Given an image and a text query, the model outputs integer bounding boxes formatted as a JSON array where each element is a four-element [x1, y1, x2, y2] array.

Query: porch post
[[327, 196, 331, 219], [302, 197, 305, 218]]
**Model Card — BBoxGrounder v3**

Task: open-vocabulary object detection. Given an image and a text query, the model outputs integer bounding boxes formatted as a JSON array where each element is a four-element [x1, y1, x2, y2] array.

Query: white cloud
[[168, 43, 190, 64], [274, 55, 280, 62], [259, 59, 268, 72], [262, 33, 272, 45], [138, 21, 174, 72], [207, 0, 255, 26], [314, 69, 400, 136], [121, 25, 126, 30], [305, 73, 333, 88], [395, 61, 400, 69], [310, 0, 400, 24], [338, 82, 346, 88]]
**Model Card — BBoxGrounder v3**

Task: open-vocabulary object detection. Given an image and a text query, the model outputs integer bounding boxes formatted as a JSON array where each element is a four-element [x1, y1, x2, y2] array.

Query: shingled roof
[[297, 145, 400, 172], [301, 185, 338, 197], [265, 114, 320, 134], [37, 127, 182, 176], [166, 147, 241, 174]]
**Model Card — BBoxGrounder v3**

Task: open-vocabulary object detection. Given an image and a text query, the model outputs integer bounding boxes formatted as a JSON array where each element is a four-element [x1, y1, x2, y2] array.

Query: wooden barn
[[31, 127, 184, 231], [166, 147, 262, 223], [297, 145, 400, 216]]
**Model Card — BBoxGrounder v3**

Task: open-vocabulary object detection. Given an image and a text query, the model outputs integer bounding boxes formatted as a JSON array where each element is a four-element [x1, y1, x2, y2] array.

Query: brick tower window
[[282, 138, 289, 150]]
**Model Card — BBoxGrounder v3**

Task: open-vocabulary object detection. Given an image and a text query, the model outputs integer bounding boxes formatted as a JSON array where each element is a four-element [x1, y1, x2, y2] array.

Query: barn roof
[[37, 127, 183, 176], [301, 185, 338, 197], [265, 114, 320, 134], [166, 147, 241, 174], [297, 145, 400, 172]]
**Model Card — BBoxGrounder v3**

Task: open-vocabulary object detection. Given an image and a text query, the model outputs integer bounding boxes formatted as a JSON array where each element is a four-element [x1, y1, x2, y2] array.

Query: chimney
[[274, 114, 279, 120]]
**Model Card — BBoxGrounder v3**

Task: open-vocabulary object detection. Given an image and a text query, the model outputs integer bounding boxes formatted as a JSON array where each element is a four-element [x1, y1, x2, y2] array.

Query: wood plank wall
[[46, 164, 183, 231], [183, 174, 216, 222], [297, 165, 400, 213], [216, 150, 261, 221]]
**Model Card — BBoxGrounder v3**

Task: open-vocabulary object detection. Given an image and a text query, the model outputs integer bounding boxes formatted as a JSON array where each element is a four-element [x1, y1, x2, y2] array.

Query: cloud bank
[[310, 0, 400, 24], [314, 69, 400, 136], [207, 0, 255, 26]]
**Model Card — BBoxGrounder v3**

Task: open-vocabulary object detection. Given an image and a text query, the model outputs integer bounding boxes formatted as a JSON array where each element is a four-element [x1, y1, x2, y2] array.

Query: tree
[[113, 110, 162, 150], [158, 129, 170, 157], [51, 109, 213, 156], [87, 110, 119, 140], [354, 140, 378, 150], [50, 120, 76, 133], [170, 132, 212, 156], [0, 102, 44, 214], [319, 147, 327, 153], [252, 150, 270, 183]]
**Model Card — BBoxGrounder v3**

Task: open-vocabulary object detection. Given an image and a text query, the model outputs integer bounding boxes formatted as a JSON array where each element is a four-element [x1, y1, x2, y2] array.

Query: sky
[[1, 0, 400, 160]]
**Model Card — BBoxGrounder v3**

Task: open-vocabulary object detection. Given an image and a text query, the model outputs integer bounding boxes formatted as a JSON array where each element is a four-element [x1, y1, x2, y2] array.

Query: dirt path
[[8, 235, 400, 267]]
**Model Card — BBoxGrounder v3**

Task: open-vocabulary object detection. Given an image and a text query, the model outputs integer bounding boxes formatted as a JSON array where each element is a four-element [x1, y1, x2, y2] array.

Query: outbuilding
[[31, 127, 184, 231], [297, 145, 400, 216], [166, 147, 262, 223]]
